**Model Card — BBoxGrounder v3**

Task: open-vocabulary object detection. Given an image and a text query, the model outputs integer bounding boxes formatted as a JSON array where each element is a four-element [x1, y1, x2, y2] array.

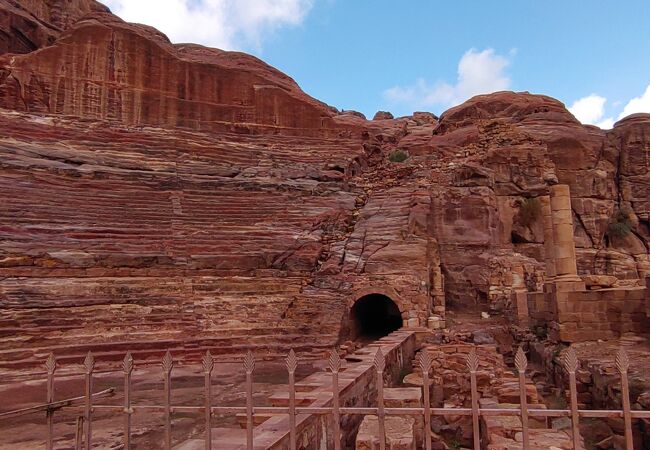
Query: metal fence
[[4, 346, 650, 450]]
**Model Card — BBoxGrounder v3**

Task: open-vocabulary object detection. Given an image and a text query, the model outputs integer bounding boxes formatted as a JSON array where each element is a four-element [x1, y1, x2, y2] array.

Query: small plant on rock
[[533, 325, 548, 340], [607, 207, 634, 239], [388, 149, 409, 163], [552, 343, 568, 360], [517, 197, 542, 227]]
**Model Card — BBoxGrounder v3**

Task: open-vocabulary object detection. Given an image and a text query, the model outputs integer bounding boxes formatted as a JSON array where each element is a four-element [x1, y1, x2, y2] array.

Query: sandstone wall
[[524, 281, 650, 343], [0, 1, 650, 371], [320, 185, 443, 332], [525, 291, 554, 330], [419, 93, 650, 310], [0, 0, 108, 54], [0, 13, 356, 137], [647, 277, 650, 318], [554, 286, 649, 342], [0, 102, 444, 371], [0, 109, 367, 371]]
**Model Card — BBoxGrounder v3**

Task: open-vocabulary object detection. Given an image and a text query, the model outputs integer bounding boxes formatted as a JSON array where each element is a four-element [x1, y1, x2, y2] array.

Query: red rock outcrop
[[0, 107, 370, 372], [0, 0, 108, 54], [381, 92, 650, 308], [0, 2, 649, 372], [0, 11, 359, 137]]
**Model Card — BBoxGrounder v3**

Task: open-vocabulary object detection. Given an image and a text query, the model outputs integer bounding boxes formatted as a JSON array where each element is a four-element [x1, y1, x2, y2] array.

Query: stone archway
[[349, 293, 403, 341]]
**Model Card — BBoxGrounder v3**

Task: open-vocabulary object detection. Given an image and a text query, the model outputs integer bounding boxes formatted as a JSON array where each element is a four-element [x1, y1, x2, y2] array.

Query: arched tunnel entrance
[[350, 294, 403, 341]]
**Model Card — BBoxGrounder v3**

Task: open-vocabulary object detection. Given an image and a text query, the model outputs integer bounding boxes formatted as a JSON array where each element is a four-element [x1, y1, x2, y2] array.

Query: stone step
[[0, 335, 337, 370]]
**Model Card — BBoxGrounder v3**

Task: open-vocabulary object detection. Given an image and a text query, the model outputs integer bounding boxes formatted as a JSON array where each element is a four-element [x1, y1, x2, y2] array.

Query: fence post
[[45, 353, 56, 450], [563, 347, 580, 450], [162, 351, 174, 450], [616, 348, 633, 450], [418, 351, 432, 450], [329, 351, 342, 450], [83, 352, 95, 450], [515, 347, 529, 450], [286, 350, 298, 450], [123, 352, 134, 450], [374, 348, 386, 450], [467, 347, 480, 450], [203, 351, 214, 450], [244, 351, 255, 450], [75, 416, 84, 450]]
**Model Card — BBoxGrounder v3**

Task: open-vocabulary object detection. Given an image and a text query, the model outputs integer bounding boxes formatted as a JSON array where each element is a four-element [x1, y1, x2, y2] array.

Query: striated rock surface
[[0, 0, 108, 54], [0, 11, 358, 137], [0, 2, 649, 372], [0, 108, 369, 372]]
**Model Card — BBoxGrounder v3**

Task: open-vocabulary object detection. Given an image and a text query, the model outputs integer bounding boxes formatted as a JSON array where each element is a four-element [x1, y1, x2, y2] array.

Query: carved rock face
[[0, 12, 357, 137], [0, 0, 108, 54], [0, 2, 648, 370]]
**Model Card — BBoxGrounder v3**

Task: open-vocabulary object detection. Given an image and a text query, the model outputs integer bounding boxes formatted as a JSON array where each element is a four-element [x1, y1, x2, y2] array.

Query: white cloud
[[103, 0, 314, 51], [568, 94, 616, 129], [383, 48, 512, 110], [569, 85, 650, 129], [595, 117, 615, 129], [568, 94, 607, 125], [618, 85, 650, 119]]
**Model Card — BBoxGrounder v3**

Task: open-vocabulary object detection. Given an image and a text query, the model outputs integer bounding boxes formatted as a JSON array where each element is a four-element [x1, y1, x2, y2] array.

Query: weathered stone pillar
[[507, 263, 529, 326], [645, 277, 650, 319], [539, 195, 557, 279], [549, 185, 580, 281]]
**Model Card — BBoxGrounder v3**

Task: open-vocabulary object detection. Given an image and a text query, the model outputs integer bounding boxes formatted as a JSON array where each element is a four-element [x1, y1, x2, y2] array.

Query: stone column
[[645, 277, 650, 319], [549, 185, 581, 281], [539, 195, 557, 279], [510, 264, 530, 326]]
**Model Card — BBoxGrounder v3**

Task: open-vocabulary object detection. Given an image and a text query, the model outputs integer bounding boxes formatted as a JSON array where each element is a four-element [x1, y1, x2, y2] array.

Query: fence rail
[[10, 346, 648, 450]]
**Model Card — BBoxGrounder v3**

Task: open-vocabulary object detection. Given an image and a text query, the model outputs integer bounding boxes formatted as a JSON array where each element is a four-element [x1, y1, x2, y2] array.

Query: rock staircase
[[0, 114, 370, 375]]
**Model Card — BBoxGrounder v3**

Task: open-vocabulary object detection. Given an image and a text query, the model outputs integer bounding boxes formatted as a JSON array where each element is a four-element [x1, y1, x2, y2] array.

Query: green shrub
[[517, 197, 542, 227], [608, 222, 632, 238], [388, 149, 408, 163], [607, 208, 634, 239]]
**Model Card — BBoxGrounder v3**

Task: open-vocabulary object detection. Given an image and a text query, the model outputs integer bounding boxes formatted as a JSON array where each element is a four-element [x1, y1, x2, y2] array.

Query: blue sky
[[105, 0, 650, 127]]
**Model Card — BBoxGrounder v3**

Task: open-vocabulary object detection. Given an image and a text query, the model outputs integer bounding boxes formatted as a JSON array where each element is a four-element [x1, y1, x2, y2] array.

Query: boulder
[[373, 111, 395, 120]]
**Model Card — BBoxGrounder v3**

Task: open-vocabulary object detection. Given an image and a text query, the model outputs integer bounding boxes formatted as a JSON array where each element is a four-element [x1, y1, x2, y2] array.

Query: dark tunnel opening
[[350, 294, 403, 341]]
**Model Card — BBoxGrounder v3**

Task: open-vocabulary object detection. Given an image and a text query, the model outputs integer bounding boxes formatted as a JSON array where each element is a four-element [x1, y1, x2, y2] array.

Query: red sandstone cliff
[[0, 1, 648, 371], [0, 0, 108, 53], [0, 7, 356, 137], [424, 94, 649, 305]]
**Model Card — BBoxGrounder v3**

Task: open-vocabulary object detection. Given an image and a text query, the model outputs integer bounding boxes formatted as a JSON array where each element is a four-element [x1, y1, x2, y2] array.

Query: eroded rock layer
[[0, 11, 357, 137], [0, 110, 368, 370], [0, 0, 108, 54], [0, 1, 649, 371]]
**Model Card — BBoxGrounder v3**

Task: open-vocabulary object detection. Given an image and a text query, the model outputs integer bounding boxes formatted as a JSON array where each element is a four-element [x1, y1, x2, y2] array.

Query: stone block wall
[[213, 331, 417, 450], [553, 287, 648, 342], [524, 291, 553, 329], [525, 277, 650, 343]]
